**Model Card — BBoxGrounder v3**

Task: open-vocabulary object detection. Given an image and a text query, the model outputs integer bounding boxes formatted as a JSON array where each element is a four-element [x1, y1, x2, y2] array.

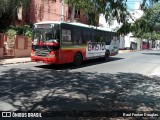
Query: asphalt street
[[0, 50, 160, 119]]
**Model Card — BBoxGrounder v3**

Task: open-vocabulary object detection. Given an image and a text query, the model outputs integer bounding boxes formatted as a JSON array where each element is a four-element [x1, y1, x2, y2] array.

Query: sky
[[126, 0, 142, 11], [126, 0, 153, 11]]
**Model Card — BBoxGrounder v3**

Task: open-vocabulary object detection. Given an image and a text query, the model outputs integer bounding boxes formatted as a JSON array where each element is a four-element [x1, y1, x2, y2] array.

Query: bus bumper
[[31, 56, 57, 64]]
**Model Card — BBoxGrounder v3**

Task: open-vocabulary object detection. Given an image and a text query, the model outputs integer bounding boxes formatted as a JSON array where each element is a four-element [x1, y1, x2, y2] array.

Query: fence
[[0, 33, 31, 58]]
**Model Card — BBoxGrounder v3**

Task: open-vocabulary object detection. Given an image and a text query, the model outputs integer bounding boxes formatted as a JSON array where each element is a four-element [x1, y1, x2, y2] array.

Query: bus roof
[[34, 21, 112, 32]]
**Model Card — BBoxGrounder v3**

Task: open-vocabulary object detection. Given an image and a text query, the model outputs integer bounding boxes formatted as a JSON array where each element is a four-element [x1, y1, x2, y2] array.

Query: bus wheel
[[73, 53, 82, 66], [104, 51, 110, 61]]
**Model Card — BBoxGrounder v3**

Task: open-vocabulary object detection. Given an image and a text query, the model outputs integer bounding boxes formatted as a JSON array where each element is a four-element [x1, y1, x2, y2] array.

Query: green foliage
[[0, 13, 12, 32], [0, 0, 30, 30], [5, 28, 17, 39], [0, 0, 30, 17], [5, 24, 33, 39], [133, 3, 160, 40], [117, 22, 132, 35], [65, 0, 129, 26], [24, 25, 33, 39], [118, 2, 160, 40], [147, 3, 160, 31], [141, 0, 159, 10]]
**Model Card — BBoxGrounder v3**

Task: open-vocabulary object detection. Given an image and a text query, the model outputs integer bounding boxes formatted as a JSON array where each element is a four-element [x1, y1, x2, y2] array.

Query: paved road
[[69, 50, 160, 75], [0, 50, 160, 119]]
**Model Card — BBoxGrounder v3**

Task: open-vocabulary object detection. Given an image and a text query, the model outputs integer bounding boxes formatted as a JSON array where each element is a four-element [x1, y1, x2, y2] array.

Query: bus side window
[[105, 32, 111, 45], [72, 29, 81, 45], [81, 31, 87, 44], [62, 29, 71, 45]]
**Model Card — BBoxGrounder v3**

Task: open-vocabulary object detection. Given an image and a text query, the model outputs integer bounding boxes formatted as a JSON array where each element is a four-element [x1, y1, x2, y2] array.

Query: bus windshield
[[33, 29, 43, 43], [45, 28, 59, 42], [33, 28, 59, 43]]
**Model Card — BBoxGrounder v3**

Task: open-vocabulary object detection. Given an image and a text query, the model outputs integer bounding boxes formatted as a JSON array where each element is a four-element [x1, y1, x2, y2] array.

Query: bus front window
[[45, 29, 59, 43], [34, 33, 42, 42], [33, 29, 43, 42], [32, 28, 60, 50]]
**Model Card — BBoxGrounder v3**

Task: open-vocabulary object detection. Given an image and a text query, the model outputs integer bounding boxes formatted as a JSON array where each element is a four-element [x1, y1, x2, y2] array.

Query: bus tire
[[73, 52, 82, 66], [104, 51, 110, 61]]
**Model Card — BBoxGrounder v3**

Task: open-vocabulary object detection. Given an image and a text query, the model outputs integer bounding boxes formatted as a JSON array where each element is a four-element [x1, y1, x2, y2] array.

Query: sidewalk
[[0, 57, 31, 65], [119, 49, 137, 53]]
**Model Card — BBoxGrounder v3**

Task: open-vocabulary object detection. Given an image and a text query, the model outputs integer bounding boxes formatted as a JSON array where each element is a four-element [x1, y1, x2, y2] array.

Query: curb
[[119, 50, 137, 53], [0, 61, 31, 66]]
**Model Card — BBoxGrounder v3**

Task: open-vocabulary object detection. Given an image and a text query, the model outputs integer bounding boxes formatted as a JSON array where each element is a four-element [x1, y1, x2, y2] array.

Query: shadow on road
[[35, 57, 124, 70], [0, 68, 160, 119]]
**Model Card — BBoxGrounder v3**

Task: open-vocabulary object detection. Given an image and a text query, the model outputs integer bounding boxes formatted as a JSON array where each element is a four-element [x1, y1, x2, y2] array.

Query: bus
[[31, 21, 120, 66]]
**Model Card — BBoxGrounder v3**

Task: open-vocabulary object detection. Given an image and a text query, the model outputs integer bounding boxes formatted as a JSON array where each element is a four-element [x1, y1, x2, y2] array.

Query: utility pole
[[61, 0, 64, 22]]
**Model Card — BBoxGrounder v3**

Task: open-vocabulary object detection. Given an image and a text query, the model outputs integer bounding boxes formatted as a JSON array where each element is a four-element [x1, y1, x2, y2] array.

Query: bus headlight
[[31, 50, 35, 56], [48, 51, 56, 58], [48, 54, 56, 58]]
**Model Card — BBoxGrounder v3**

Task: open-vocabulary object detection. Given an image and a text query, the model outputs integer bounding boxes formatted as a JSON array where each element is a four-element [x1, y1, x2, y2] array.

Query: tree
[[141, 0, 160, 9], [118, 2, 160, 40], [133, 3, 160, 40], [0, 0, 30, 26], [65, 0, 129, 26]]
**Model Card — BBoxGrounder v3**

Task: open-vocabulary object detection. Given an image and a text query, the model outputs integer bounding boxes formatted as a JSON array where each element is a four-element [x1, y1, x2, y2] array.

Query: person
[[156, 44, 159, 49]]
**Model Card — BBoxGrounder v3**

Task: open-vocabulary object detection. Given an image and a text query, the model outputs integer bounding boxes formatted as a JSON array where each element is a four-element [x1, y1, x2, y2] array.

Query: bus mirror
[[34, 24, 37, 28], [51, 24, 59, 28], [51, 24, 55, 28]]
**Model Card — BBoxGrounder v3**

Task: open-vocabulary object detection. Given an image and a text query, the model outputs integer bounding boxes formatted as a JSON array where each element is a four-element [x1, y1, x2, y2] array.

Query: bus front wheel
[[73, 53, 82, 66]]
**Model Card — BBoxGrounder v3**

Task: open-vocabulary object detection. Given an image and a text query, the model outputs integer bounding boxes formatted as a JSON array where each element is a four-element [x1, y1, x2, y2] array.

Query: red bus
[[31, 21, 120, 66]]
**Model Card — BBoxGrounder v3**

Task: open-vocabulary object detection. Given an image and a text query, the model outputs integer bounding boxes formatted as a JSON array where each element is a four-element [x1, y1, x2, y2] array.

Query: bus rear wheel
[[73, 53, 82, 66], [104, 51, 110, 61]]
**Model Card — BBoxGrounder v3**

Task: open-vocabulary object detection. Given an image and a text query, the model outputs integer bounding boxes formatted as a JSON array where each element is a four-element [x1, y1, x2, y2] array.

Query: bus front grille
[[35, 49, 50, 56]]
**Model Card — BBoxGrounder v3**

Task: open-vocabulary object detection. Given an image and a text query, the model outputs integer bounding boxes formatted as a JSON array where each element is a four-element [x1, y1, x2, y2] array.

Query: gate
[[3, 41, 15, 57], [0, 33, 15, 57]]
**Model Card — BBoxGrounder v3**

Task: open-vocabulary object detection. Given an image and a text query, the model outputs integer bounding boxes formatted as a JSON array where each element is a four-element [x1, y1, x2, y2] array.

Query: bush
[[5, 24, 33, 39], [5, 28, 17, 39], [24, 24, 32, 39]]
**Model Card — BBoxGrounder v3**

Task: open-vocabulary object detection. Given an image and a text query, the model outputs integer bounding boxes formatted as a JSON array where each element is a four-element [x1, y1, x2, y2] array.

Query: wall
[[30, 0, 69, 23], [136, 38, 142, 50], [155, 40, 160, 49], [123, 33, 144, 50], [124, 35, 131, 49], [0, 48, 3, 58], [29, 0, 90, 25], [14, 36, 31, 57], [119, 35, 125, 49], [0, 33, 4, 58], [0, 34, 31, 58]]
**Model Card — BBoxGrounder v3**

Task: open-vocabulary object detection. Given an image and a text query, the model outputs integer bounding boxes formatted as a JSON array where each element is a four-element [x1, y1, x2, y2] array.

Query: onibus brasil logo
[[2, 112, 42, 118]]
